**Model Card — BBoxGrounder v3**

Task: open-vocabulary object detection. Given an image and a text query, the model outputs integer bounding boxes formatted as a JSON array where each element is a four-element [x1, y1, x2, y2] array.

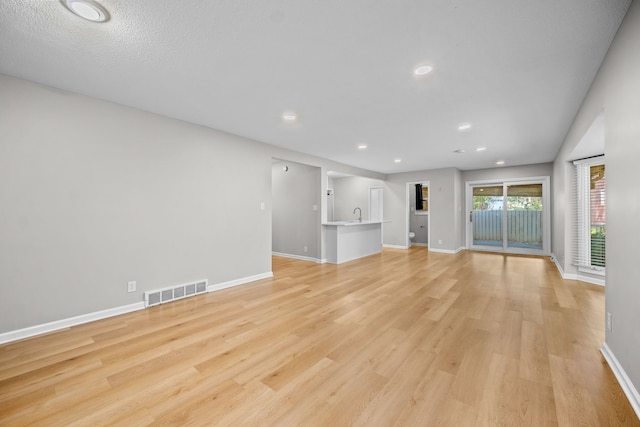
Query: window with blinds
[[574, 156, 605, 273]]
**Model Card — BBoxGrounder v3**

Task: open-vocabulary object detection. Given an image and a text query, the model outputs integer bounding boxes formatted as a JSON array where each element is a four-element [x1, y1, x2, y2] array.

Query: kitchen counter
[[322, 220, 388, 226], [322, 220, 389, 264]]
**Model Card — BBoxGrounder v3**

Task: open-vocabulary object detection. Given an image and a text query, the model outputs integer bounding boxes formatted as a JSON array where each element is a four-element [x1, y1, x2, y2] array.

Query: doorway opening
[[405, 181, 430, 249], [272, 159, 322, 262]]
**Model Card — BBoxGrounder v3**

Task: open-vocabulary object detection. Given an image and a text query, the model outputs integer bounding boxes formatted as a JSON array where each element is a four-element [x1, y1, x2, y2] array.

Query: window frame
[[574, 156, 606, 276]]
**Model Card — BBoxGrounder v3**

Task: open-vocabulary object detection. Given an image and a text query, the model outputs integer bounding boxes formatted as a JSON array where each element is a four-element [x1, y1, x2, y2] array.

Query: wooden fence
[[473, 210, 542, 244]]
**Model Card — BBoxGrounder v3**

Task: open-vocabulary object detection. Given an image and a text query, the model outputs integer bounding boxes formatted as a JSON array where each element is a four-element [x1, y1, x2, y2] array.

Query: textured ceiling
[[0, 0, 630, 174]]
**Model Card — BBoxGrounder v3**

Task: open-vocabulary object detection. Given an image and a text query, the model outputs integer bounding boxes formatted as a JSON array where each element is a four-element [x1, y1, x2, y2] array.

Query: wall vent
[[144, 279, 208, 308]]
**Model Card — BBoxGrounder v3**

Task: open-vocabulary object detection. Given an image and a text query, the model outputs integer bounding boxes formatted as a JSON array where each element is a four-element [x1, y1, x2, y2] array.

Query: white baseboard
[[577, 274, 605, 286], [0, 271, 275, 345], [0, 302, 145, 345], [455, 246, 466, 254], [429, 247, 465, 254], [551, 253, 567, 277], [551, 252, 578, 279], [272, 252, 324, 263], [550, 253, 605, 286], [208, 271, 273, 293], [601, 342, 640, 420], [383, 244, 409, 249]]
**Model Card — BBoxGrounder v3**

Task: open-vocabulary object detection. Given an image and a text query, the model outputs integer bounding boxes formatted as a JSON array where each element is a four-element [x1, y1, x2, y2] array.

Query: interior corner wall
[[553, 0, 640, 406], [0, 74, 277, 333], [272, 160, 320, 259]]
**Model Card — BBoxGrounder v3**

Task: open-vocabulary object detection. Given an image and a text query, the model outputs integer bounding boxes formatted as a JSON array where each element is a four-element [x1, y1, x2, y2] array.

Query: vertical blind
[[573, 156, 606, 270]]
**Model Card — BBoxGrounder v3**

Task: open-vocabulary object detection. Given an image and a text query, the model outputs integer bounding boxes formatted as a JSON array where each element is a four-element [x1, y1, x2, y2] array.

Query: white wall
[[0, 74, 385, 334], [0, 75, 274, 333], [462, 163, 553, 183], [330, 175, 384, 221], [553, 0, 640, 404], [272, 160, 320, 260]]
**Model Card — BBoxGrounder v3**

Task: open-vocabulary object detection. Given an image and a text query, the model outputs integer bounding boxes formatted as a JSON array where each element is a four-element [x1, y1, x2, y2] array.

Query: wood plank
[[548, 354, 601, 426], [519, 320, 553, 386], [0, 249, 637, 426]]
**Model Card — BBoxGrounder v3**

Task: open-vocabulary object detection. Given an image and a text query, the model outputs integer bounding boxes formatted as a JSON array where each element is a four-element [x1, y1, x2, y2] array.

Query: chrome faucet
[[353, 207, 362, 222]]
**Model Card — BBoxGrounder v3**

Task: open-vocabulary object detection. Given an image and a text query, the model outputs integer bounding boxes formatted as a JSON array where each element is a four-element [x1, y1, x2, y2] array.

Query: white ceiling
[[0, 0, 630, 174]]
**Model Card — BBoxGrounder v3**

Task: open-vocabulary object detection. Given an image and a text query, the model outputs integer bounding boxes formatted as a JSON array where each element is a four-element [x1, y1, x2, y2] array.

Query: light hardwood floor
[[1, 248, 638, 426]]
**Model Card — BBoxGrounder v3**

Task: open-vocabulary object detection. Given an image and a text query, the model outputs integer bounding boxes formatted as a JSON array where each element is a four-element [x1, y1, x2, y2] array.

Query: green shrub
[[591, 226, 605, 267]]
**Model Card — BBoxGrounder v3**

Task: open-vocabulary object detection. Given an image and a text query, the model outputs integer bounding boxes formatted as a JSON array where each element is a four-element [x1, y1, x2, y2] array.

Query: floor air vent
[[144, 279, 208, 307]]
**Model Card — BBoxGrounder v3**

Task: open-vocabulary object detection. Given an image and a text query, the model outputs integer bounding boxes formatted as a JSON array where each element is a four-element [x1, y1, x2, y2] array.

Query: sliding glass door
[[471, 186, 503, 248], [468, 178, 549, 255], [506, 183, 543, 250]]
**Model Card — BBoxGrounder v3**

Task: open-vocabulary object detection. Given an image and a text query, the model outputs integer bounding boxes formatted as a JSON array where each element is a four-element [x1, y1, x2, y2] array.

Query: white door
[[369, 187, 383, 221], [369, 187, 383, 244]]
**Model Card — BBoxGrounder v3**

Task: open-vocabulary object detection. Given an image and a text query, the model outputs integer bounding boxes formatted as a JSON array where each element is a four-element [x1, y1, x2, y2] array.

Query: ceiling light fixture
[[457, 122, 472, 131], [496, 160, 505, 165], [61, 0, 110, 22], [414, 65, 433, 76], [282, 112, 297, 122], [453, 149, 465, 154], [476, 147, 487, 152], [394, 158, 402, 163], [357, 144, 368, 150]]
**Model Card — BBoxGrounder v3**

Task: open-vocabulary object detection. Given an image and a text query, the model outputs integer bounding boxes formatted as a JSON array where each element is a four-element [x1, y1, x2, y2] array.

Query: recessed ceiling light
[[414, 65, 433, 76], [357, 144, 368, 150], [282, 112, 297, 122], [61, 0, 110, 22], [394, 158, 402, 163], [453, 149, 465, 154], [457, 122, 472, 131], [476, 147, 487, 152], [496, 160, 505, 165]]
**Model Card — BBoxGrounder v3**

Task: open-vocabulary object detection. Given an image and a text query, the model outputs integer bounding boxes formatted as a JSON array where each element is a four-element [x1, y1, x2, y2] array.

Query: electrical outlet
[[128, 281, 136, 293], [303, 246, 308, 252], [438, 239, 443, 244], [606, 312, 612, 332], [260, 202, 265, 210]]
